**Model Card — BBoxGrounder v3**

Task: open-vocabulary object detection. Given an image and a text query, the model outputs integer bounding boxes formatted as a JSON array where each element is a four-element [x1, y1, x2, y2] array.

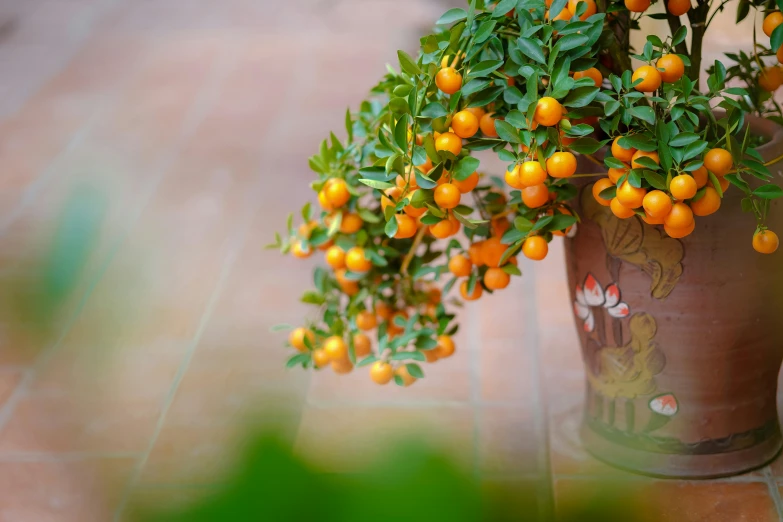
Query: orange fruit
[[692, 166, 708, 188], [573, 66, 602, 86], [608, 165, 629, 183], [340, 213, 363, 234], [382, 186, 402, 212], [396, 365, 417, 386], [505, 165, 526, 189], [612, 137, 636, 163], [453, 172, 479, 193], [778, 45, 783, 64], [318, 190, 333, 210], [625, 0, 651, 12], [642, 210, 665, 225], [610, 197, 636, 219], [657, 54, 685, 83], [448, 254, 473, 277], [631, 149, 660, 169], [436, 67, 462, 95], [354, 333, 372, 357], [491, 217, 511, 238], [403, 190, 426, 218], [520, 161, 547, 185], [325, 178, 351, 208], [356, 310, 377, 331], [642, 190, 673, 218], [703, 148, 733, 176], [719, 176, 730, 192], [325, 245, 346, 269], [484, 267, 511, 290], [548, 7, 573, 21], [753, 229, 779, 254], [663, 202, 694, 229], [568, 0, 597, 19], [481, 237, 508, 268], [312, 349, 330, 368], [370, 361, 393, 384], [435, 132, 463, 156], [534, 97, 563, 127], [522, 236, 549, 261], [324, 336, 348, 361], [546, 151, 577, 178], [298, 221, 315, 238], [291, 241, 312, 259], [396, 174, 417, 190], [289, 327, 315, 352], [632, 65, 661, 92], [468, 241, 485, 265], [764, 12, 783, 37], [460, 280, 483, 300], [667, 0, 690, 15], [465, 107, 486, 120], [331, 359, 353, 374], [690, 187, 721, 216], [430, 219, 454, 239], [452, 110, 479, 138], [759, 66, 783, 92], [394, 214, 418, 239], [669, 174, 697, 200], [427, 287, 442, 304], [616, 181, 647, 209], [480, 113, 499, 137], [434, 183, 461, 209], [447, 213, 461, 236], [345, 247, 372, 272], [435, 335, 456, 358], [664, 220, 695, 238], [592, 178, 614, 206], [375, 302, 393, 320], [522, 184, 550, 208]]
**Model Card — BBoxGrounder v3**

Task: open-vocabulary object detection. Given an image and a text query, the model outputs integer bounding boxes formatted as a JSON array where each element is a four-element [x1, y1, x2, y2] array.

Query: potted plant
[[269, 0, 783, 477]]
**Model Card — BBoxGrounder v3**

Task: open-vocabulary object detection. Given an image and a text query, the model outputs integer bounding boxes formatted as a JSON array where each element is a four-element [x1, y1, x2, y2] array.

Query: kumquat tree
[[269, 0, 783, 385]]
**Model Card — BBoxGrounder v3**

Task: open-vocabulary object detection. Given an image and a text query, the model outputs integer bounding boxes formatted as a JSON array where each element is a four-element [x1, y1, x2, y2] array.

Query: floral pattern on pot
[[649, 393, 679, 417], [573, 274, 630, 333]]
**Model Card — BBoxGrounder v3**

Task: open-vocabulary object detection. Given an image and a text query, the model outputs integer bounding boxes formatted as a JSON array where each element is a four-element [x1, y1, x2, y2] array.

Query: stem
[[400, 225, 427, 275], [665, 13, 689, 58], [687, 0, 710, 89], [605, 32, 633, 77]]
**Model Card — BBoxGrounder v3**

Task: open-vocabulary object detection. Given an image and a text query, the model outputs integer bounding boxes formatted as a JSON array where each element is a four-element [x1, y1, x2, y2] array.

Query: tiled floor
[[0, 0, 782, 521]]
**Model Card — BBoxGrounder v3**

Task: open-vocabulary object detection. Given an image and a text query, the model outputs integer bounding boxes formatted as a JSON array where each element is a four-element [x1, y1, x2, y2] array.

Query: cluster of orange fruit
[[591, 139, 779, 252], [759, 11, 783, 92], [623, 0, 690, 15], [447, 234, 523, 300], [632, 54, 685, 93]]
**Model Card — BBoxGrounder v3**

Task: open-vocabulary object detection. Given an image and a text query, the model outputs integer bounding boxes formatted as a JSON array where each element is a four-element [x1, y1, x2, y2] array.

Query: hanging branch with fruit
[[271, 0, 783, 386]]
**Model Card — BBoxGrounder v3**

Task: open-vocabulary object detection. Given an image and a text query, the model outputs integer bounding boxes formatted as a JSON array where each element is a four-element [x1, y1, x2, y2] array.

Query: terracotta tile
[[294, 405, 476, 473], [0, 458, 136, 522], [0, 369, 23, 408], [480, 338, 537, 403], [478, 405, 542, 476], [0, 392, 162, 454], [555, 479, 779, 522], [482, 478, 545, 521]]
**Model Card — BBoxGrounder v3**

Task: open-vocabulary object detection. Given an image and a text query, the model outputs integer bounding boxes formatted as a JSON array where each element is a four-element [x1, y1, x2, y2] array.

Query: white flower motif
[[649, 394, 678, 416], [573, 274, 631, 333]]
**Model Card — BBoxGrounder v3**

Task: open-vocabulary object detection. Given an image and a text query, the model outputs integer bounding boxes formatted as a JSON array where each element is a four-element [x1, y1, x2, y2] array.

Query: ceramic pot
[[565, 115, 783, 478]]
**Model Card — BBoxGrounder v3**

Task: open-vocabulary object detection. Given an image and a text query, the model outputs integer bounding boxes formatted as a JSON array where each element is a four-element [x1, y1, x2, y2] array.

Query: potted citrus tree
[[269, 0, 783, 477]]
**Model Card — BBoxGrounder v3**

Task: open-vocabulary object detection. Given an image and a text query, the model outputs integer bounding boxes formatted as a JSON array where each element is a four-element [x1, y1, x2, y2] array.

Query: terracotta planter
[[565, 115, 783, 478]]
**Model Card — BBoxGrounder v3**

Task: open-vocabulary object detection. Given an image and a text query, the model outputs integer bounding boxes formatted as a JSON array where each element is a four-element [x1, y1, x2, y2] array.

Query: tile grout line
[[0, 47, 237, 436], [114, 38, 316, 519], [523, 258, 555, 520], [761, 466, 783, 520], [0, 44, 157, 238]]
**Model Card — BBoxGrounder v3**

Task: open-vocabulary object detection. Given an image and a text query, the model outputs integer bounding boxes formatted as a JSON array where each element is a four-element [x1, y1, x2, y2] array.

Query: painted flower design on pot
[[649, 393, 679, 416], [573, 273, 630, 332]]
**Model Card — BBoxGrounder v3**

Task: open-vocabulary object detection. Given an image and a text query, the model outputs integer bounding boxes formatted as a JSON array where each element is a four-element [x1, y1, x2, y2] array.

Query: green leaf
[[517, 37, 546, 64], [359, 179, 395, 190], [564, 86, 599, 108], [391, 351, 426, 362], [270, 324, 292, 332], [644, 171, 667, 190], [345, 108, 353, 143], [357, 355, 378, 367], [394, 114, 409, 150], [437, 8, 468, 25], [421, 102, 448, 119], [301, 291, 325, 305], [604, 156, 627, 169], [671, 25, 687, 46], [357, 207, 381, 224], [492, 0, 518, 17], [599, 186, 617, 199], [629, 106, 655, 125], [286, 353, 310, 368], [454, 156, 480, 180], [502, 263, 522, 276], [547, 214, 577, 231], [415, 171, 438, 189], [634, 156, 659, 170], [753, 185, 783, 199], [494, 120, 522, 143], [772, 24, 783, 52], [567, 137, 602, 154], [468, 59, 504, 78], [385, 216, 399, 238], [557, 34, 589, 52], [668, 133, 700, 147], [473, 20, 496, 43]]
